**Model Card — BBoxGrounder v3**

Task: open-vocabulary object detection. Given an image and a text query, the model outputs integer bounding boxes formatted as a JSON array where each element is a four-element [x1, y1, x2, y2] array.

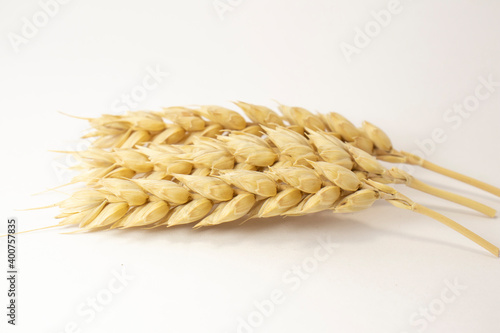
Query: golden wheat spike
[[20, 104, 499, 257]]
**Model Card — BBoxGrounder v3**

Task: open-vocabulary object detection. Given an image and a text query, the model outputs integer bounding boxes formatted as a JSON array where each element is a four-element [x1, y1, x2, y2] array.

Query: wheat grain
[[195, 105, 246, 130], [100, 178, 149, 206], [306, 131, 354, 169], [217, 170, 277, 197], [164, 198, 214, 227], [308, 160, 361, 191], [334, 189, 380, 213], [361, 121, 392, 152], [151, 124, 186, 145], [267, 165, 322, 194], [234, 101, 284, 127], [84, 202, 129, 229], [218, 132, 278, 167], [194, 193, 256, 228], [172, 174, 234, 202], [132, 179, 191, 204], [161, 107, 206, 131], [250, 187, 303, 218], [278, 104, 326, 131], [286, 186, 341, 216], [263, 126, 317, 164]]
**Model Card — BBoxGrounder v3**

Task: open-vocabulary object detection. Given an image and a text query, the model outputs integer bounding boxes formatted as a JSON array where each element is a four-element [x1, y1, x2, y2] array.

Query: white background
[[1, 0, 500, 332]]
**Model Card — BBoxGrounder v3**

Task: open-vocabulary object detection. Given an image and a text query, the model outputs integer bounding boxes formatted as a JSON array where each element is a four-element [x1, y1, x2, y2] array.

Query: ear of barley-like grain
[[63, 108, 498, 217], [39, 103, 500, 256]]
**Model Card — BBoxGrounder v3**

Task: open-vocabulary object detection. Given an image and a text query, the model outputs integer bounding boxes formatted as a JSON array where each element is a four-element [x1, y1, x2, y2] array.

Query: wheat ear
[[23, 104, 498, 256], [68, 102, 500, 198], [42, 159, 499, 256], [61, 116, 496, 217]]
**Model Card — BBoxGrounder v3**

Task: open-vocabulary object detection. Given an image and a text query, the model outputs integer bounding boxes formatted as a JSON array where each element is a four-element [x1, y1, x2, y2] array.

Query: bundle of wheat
[[27, 103, 500, 256]]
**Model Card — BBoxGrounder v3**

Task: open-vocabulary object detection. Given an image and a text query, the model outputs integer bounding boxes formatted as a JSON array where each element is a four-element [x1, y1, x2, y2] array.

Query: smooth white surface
[[1, 1, 500, 332]]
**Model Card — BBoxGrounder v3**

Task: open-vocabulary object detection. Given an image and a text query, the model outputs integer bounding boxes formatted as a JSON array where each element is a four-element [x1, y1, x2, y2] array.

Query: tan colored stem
[[421, 159, 500, 197], [413, 203, 499, 257], [401, 151, 500, 197], [408, 178, 497, 217]]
